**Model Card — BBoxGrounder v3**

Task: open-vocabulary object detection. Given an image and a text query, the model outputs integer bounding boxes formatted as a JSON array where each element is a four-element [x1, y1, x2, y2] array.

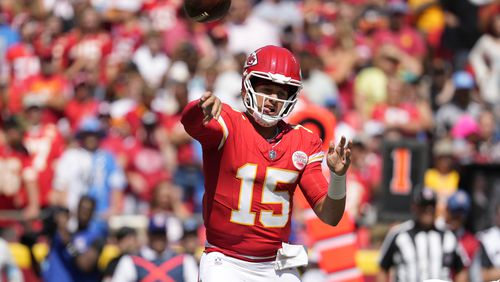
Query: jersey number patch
[[230, 164, 299, 228]]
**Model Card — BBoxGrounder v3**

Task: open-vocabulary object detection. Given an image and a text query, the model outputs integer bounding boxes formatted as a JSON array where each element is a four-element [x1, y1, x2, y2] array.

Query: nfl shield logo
[[269, 150, 277, 160]]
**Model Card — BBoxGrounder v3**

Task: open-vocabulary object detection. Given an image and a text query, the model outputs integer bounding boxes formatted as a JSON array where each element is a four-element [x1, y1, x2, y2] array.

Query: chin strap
[[252, 110, 279, 127]]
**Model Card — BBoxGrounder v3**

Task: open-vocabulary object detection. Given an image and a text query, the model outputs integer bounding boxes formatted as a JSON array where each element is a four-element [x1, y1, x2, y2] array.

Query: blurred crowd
[[0, 0, 500, 280]]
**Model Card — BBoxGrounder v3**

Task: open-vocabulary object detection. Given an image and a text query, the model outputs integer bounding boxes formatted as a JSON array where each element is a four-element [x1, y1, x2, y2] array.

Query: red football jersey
[[141, 0, 181, 31], [109, 23, 144, 65], [64, 98, 100, 131], [24, 124, 65, 207], [181, 101, 328, 260], [68, 33, 112, 62], [127, 144, 170, 202], [5, 43, 40, 82], [0, 145, 36, 210], [162, 113, 197, 166]]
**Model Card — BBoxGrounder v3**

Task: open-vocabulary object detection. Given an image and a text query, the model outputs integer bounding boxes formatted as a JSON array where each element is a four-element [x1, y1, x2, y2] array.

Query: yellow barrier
[[33, 243, 49, 264], [9, 243, 120, 271], [355, 249, 380, 275], [9, 243, 31, 269], [9, 243, 381, 275], [98, 245, 120, 270]]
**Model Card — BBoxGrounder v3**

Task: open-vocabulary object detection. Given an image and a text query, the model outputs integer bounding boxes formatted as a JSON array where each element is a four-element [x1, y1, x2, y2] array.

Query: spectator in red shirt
[[65, 77, 100, 132], [373, 1, 426, 60], [65, 8, 112, 82], [33, 15, 66, 60], [24, 56, 71, 123], [22, 96, 65, 208], [345, 140, 373, 222], [106, 6, 144, 72], [0, 117, 39, 222], [371, 77, 422, 139], [125, 112, 171, 209], [141, 0, 182, 32], [5, 20, 40, 83]]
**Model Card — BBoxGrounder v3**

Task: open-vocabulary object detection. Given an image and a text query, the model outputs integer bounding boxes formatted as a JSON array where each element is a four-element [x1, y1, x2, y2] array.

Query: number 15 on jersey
[[230, 164, 299, 228]]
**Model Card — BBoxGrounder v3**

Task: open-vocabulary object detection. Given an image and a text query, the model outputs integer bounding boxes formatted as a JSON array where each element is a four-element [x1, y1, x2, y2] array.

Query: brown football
[[183, 0, 231, 23]]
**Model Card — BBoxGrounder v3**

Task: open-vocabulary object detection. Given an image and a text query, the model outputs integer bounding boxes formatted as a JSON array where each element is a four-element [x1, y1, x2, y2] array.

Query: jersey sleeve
[[111, 255, 137, 282], [181, 99, 231, 150], [479, 240, 493, 268], [298, 131, 328, 209], [183, 255, 199, 282], [452, 242, 467, 272], [378, 228, 399, 271]]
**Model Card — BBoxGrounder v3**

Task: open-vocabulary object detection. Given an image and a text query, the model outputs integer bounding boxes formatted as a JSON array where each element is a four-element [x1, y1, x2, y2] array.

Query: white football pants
[[199, 252, 301, 282]]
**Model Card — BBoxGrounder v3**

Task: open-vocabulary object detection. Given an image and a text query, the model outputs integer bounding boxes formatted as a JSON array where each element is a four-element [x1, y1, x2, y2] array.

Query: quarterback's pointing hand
[[199, 91, 222, 125], [326, 136, 353, 176]]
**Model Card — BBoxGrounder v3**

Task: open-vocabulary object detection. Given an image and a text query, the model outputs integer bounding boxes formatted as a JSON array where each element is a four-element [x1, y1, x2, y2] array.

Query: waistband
[[205, 241, 277, 262]]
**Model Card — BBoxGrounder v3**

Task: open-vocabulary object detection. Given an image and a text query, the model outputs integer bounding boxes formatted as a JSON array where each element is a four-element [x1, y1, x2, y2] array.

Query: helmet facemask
[[243, 71, 302, 127]]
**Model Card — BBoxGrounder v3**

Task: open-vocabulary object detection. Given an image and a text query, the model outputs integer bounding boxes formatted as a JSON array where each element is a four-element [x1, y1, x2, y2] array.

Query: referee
[[377, 188, 468, 282]]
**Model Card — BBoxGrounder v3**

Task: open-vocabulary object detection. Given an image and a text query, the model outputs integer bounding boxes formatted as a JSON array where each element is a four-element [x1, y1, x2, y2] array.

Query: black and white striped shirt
[[379, 220, 467, 282], [478, 226, 500, 269]]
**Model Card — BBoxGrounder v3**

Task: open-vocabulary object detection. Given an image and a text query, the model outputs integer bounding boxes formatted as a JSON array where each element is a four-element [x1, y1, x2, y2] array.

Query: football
[[183, 0, 231, 23]]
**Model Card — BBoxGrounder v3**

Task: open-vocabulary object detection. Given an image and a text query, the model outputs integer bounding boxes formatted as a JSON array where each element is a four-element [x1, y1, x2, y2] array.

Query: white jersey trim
[[307, 152, 325, 164], [216, 116, 229, 150]]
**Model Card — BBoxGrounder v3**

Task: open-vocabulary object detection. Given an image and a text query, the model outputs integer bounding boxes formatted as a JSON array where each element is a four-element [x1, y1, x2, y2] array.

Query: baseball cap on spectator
[[142, 111, 158, 127], [363, 120, 385, 138], [361, 6, 385, 23], [358, 6, 386, 31], [3, 116, 23, 131], [76, 117, 106, 139], [452, 71, 474, 90], [447, 190, 471, 215], [111, 0, 142, 12], [70, 231, 103, 256], [182, 218, 199, 238], [433, 138, 454, 157], [23, 94, 46, 109], [148, 214, 167, 235], [73, 73, 91, 88], [451, 115, 479, 139], [115, 226, 137, 241], [387, 0, 408, 14], [413, 187, 437, 207], [97, 102, 111, 118], [168, 61, 190, 83]]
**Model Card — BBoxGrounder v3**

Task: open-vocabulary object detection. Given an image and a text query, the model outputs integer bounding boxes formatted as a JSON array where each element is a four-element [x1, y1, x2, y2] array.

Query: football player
[[181, 45, 352, 281]]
